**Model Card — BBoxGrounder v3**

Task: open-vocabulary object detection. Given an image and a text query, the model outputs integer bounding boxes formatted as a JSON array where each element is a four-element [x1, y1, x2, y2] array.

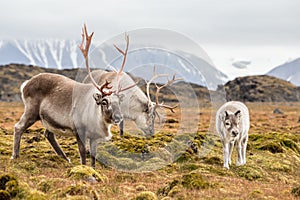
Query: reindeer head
[[140, 67, 181, 136], [92, 81, 124, 125], [79, 24, 135, 126], [222, 110, 241, 139]]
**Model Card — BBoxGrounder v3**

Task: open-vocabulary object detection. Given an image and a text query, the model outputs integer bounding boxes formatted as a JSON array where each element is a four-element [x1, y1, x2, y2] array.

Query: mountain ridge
[[267, 58, 300, 86]]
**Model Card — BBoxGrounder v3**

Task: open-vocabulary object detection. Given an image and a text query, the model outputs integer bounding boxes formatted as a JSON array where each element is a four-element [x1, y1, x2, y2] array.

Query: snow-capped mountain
[[0, 39, 82, 69], [0, 39, 228, 89], [267, 58, 300, 86]]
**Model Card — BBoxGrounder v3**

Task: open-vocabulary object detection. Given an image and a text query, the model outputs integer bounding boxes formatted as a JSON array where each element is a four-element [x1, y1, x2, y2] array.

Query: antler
[[146, 66, 168, 103], [146, 66, 182, 113], [113, 34, 129, 75], [154, 74, 182, 113], [112, 33, 138, 94], [79, 24, 112, 96]]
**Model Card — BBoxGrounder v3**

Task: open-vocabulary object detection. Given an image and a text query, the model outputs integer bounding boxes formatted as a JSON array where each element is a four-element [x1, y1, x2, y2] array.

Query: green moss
[[67, 165, 107, 183], [160, 197, 172, 200], [0, 174, 19, 198], [136, 185, 146, 191], [179, 163, 199, 171], [37, 180, 51, 193], [269, 161, 292, 173], [9, 181, 47, 200], [280, 139, 300, 154], [258, 142, 284, 153], [292, 186, 300, 197], [24, 190, 46, 200], [181, 172, 210, 189], [0, 174, 17, 190], [0, 190, 10, 200], [248, 189, 264, 199], [176, 152, 194, 163], [194, 132, 207, 144], [61, 183, 99, 199], [157, 179, 180, 196], [5, 180, 19, 198], [167, 185, 181, 197], [111, 132, 175, 153], [203, 156, 222, 165], [234, 165, 263, 181], [134, 191, 158, 200]]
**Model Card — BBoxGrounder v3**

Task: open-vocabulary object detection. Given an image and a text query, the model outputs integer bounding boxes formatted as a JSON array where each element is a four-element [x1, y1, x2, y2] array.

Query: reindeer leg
[[75, 132, 86, 165], [119, 120, 124, 137], [228, 141, 234, 165], [44, 129, 70, 162], [241, 134, 248, 165], [89, 139, 99, 168], [11, 112, 38, 159], [236, 140, 243, 166], [222, 141, 230, 169]]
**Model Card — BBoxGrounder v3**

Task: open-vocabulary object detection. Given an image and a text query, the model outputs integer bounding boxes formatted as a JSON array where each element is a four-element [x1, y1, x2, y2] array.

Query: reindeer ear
[[224, 111, 229, 118], [235, 110, 241, 118], [93, 93, 102, 105]]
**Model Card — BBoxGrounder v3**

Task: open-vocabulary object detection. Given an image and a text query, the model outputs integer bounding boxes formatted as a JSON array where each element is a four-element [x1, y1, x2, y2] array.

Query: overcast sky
[[0, 0, 299, 79]]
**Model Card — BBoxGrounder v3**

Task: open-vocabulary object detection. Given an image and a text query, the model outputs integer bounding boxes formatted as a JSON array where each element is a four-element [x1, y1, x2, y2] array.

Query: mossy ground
[[0, 102, 299, 199]]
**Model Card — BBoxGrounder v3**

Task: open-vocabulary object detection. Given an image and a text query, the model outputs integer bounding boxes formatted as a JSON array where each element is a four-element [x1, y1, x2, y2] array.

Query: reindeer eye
[[101, 100, 108, 106], [225, 122, 230, 126]]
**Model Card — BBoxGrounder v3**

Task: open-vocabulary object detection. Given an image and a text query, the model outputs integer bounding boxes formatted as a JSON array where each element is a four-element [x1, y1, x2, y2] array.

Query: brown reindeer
[[11, 25, 134, 167]]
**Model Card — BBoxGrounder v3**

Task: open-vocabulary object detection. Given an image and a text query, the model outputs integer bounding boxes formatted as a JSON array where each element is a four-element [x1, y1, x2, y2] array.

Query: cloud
[[232, 60, 251, 69]]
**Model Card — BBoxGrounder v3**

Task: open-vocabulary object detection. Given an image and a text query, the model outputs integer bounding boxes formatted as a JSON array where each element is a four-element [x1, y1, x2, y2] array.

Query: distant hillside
[[1, 64, 299, 103], [267, 58, 300, 86], [222, 75, 300, 102], [0, 64, 81, 102], [0, 64, 211, 103]]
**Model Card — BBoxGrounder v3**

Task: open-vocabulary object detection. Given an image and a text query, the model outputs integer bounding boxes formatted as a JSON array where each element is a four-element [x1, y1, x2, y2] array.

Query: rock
[[273, 108, 284, 114]]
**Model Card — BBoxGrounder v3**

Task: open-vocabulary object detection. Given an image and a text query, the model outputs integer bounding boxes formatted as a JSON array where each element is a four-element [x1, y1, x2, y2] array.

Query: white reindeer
[[83, 37, 180, 136], [216, 101, 250, 169]]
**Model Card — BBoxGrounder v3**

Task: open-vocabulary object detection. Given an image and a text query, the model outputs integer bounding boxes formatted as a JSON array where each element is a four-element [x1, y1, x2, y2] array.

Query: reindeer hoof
[[10, 155, 18, 160], [223, 165, 230, 170]]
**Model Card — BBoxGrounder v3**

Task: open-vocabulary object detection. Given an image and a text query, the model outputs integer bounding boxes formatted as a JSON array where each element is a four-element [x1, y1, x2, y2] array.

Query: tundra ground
[[0, 102, 299, 199]]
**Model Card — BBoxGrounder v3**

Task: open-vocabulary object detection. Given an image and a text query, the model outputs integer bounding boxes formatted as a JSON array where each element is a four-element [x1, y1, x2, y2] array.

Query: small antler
[[79, 24, 112, 96]]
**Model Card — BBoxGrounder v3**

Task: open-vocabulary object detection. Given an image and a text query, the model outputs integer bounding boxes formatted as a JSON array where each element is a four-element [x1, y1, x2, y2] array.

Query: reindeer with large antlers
[[83, 37, 182, 136], [11, 25, 133, 167]]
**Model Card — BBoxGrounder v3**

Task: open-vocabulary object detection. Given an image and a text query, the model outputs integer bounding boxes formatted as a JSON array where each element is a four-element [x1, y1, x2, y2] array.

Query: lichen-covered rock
[[134, 191, 158, 200], [59, 183, 99, 199], [67, 165, 107, 183], [181, 172, 210, 189]]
